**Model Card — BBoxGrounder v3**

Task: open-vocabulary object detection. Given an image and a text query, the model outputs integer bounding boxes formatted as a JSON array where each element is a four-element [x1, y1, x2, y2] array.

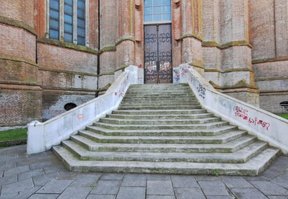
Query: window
[[48, 0, 87, 45], [144, 0, 171, 23]]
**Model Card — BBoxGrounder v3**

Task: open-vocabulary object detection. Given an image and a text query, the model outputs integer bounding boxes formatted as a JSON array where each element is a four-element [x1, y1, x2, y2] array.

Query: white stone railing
[[174, 64, 288, 153], [27, 65, 141, 154]]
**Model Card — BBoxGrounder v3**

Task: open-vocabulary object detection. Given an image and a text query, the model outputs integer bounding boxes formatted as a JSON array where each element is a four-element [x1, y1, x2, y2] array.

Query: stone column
[[219, 0, 259, 106], [0, 0, 42, 126], [98, 0, 117, 89], [180, 0, 203, 74], [115, 0, 135, 69], [250, 0, 288, 113], [202, 0, 221, 86]]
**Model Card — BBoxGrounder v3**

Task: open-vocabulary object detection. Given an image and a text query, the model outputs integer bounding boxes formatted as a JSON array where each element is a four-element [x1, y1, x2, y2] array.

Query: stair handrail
[[27, 65, 140, 154], [174, 63, 288, 153]]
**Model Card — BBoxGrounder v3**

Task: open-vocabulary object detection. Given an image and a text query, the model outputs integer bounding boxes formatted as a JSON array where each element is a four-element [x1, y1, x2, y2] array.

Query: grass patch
[[0, 128, 27, 147], [279, 114, 288, 119]]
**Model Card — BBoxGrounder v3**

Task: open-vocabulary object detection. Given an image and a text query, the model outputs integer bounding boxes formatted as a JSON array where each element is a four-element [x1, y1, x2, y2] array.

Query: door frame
[[144, 22, 173, 84]]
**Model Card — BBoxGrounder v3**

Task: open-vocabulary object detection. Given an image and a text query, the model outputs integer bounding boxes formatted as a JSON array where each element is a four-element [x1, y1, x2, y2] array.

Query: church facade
[[0, 0, 288, 126]]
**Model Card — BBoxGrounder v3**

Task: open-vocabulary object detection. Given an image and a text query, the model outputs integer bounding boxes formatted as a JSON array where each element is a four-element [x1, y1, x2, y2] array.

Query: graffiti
[[197, 84, 206, 100], [77, 114, 85, 121], [233, 105, 271, 130], [173, 69, 180, 82]]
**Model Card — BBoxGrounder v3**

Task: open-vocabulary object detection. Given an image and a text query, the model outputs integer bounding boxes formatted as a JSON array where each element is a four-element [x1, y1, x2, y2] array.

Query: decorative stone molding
[[0, 16, 36, 35]]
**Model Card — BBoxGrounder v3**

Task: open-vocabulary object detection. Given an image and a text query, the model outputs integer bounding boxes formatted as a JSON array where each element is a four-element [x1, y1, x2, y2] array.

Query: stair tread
[[79, 129, 246, 140], [53, 146, 280, 175], [62, 140, 267, 161], [87, 125, 237, 134], [71, 134, 255, 149]]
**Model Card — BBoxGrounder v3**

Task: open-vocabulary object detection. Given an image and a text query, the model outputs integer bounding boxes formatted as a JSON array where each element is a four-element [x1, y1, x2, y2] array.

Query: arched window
[[144, 0, 171, 23], [48, 0, 88, 46]]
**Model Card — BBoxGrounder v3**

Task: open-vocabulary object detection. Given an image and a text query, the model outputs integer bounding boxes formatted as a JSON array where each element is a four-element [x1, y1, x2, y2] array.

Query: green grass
[[0, 128, 27, 142], [279, 114, 288, 119]]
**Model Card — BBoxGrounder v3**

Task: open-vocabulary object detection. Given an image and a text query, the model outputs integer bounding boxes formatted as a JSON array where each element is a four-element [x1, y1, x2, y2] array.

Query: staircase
[[53, 84, 280, 176]]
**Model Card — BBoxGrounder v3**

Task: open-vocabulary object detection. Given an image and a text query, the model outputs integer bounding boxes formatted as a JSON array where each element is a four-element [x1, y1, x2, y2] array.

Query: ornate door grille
[[144, 24, 172, 84]]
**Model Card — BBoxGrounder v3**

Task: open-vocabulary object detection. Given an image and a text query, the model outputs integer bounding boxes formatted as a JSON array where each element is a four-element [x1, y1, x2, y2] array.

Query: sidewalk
[[0, 145, 287, 199]]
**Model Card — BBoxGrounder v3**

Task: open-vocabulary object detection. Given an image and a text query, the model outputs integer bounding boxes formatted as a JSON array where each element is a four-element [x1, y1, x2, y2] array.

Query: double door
[[144, 24, 172, 84]]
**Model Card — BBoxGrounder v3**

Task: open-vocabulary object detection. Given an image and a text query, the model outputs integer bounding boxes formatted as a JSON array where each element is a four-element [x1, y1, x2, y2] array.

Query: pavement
[[0, 145, 288, 199]]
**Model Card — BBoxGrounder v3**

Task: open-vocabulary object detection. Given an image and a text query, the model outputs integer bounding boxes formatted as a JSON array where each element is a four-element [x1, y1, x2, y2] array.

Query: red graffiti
[[233, 106, 270, 130], [77, 114, 85, 121]]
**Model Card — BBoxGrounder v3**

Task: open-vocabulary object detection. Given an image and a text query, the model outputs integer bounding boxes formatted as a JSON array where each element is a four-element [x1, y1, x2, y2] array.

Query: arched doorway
[[144, 0, 172, 84]]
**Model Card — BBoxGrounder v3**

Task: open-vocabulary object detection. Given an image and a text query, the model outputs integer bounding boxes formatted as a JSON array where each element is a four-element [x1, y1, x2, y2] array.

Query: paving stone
[[206, 196, 234, 199], [69, 174, 100, 187], [37, 179, 73, 194], [18, 168, 44, 181], [147, 196, 175, 199], [91, 180, 121, 195], [198, 181, 229, 196], [122, 174, 146, 187], [4, 165, 30, 177], [272, 173, 288, 189], [222, 177, 253, 188], [146, 174, 171, 181], [147, 180, 174, 195], [231, 188, 268, 199], [116, 187, 145, 199], [32, 173, 59, 186], [0, 175, 17, 186], [250, 181, 288, 196], [87, 195, 116, 199], [1, 178, 34, 198], [30, 161, 55, 170], [171, 175, 199, 188], [58, 187, 91, 199], [175, 187, 205, 199], [13, 186, 41, 199], [101, 174, 124, 180], [268, 197, 288, 199], [29, 194, 59, 199]]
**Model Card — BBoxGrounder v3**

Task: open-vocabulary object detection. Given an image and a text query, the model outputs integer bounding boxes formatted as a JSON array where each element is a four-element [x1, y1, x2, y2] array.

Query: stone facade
[[0, 0, 287, 126]]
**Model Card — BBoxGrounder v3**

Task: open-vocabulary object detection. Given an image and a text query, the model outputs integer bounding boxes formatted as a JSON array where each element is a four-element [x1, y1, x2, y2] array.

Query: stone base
[[0, 86, 42, 126], [259, 92, 288, 114], [42, 90, 95, 121], [222, 88, 260, 107]]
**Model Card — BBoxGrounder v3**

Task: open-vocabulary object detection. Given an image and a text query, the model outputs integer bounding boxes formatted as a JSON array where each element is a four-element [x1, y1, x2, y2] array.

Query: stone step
[[122, 99, 199, 104], [120, 101, 200, 106], [62, 140, 267, 163], [106, 113, 215, 120], [70, 135, 256, 153], [94, 121, 229, 130], [53, 146, 279, 176], [78, 130, 246, 144], [129, 84, 189, 88], [86, 125, 238, 137], [119, 105, 202, 110], [112, 109, 207, 115], [124, 94, 195, 98], [99, 117, 220, 125]]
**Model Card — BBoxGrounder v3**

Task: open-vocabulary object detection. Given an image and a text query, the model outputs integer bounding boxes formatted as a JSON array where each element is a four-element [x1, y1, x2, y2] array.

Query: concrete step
[[86, 125, 238, 136], [70, 135, 256, 153], [106, 113, 215, 120], [120, 101, 200, 106], [62, 140, 267, 163], [99, 117, 220, 125], [124, 94, 195, 98], [53, 146, 280, 176], [94, 121, 230, 130], [112, 109, 207, 115], [78, 130, 246, 144], [119, 105, 202, 110]]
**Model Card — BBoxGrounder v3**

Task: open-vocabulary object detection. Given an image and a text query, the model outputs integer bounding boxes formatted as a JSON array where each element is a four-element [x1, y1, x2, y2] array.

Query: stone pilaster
[[219, 0, 259, 106], [180, 0, 203, 74], [202, 0, 221, 86], [0, 0, 42, 126], [115, 0, 135, 69]]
